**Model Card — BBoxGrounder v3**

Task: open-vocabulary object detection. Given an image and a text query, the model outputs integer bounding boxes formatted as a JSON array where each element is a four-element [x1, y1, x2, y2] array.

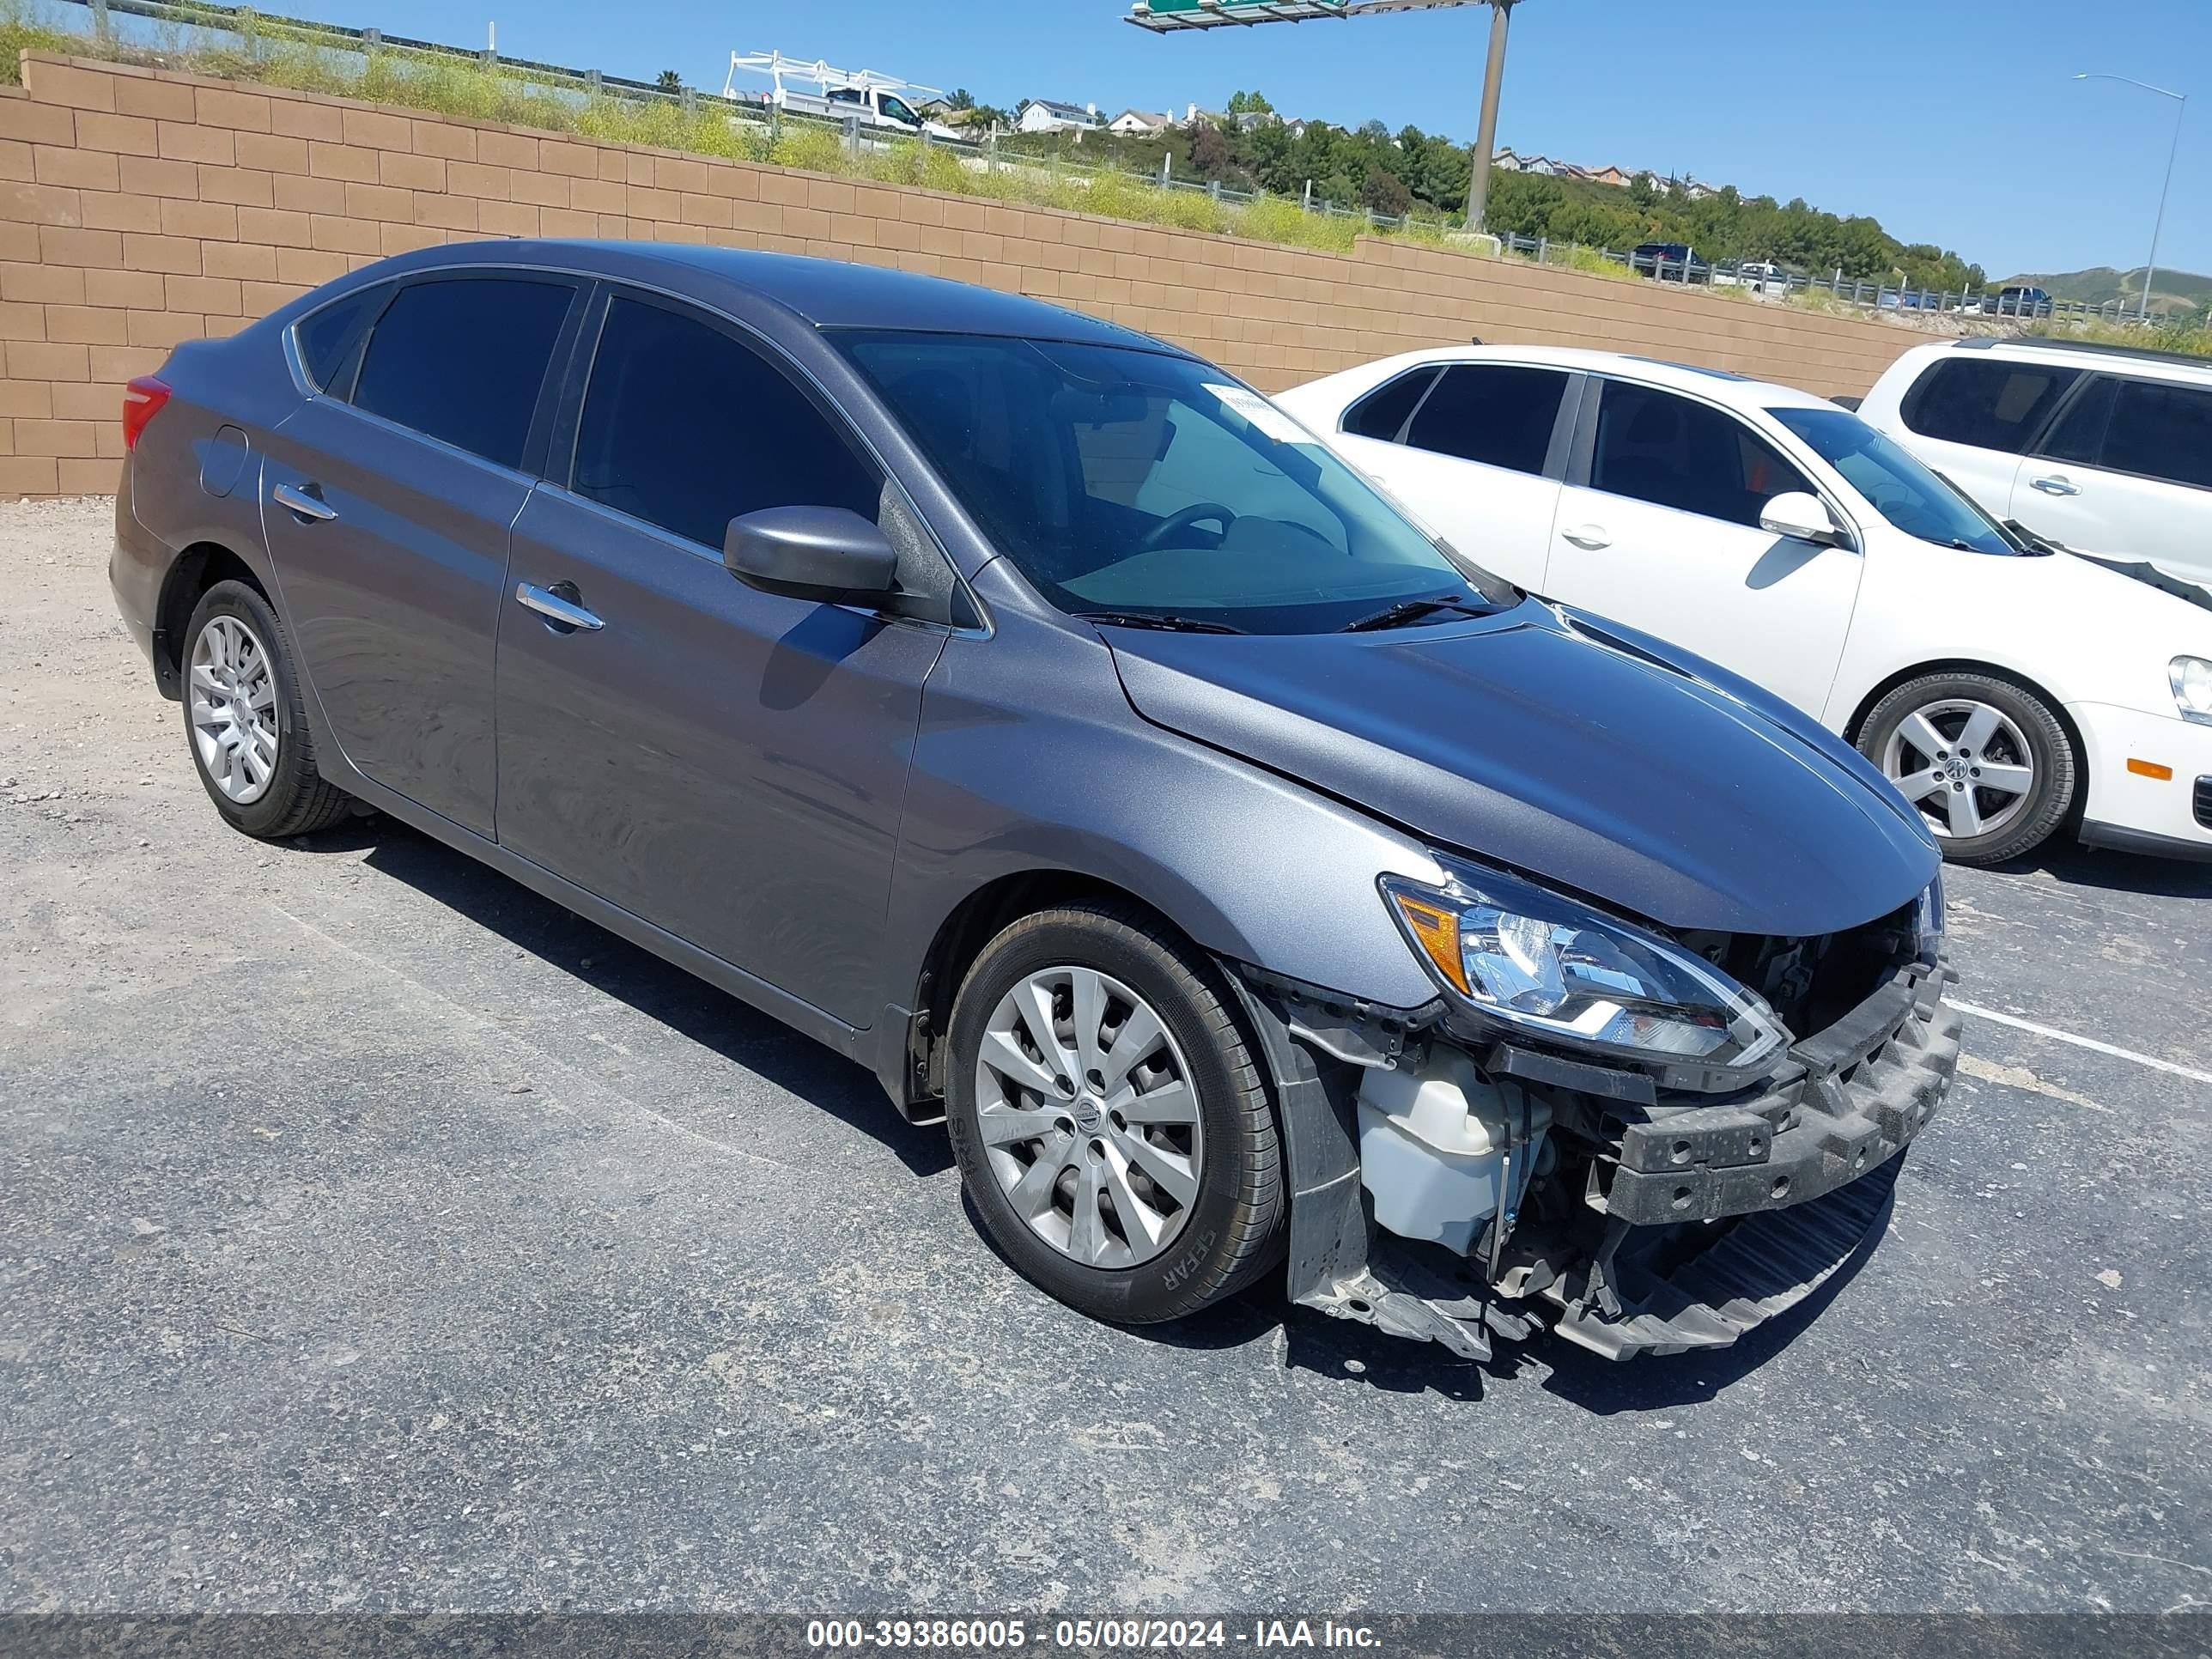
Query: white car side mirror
[[1759, 490, 1849, 549]]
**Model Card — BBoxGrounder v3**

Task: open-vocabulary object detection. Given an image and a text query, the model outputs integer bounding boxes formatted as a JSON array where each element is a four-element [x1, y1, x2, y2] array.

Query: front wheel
[[182, 580, 354, 839], [945, 904, 1283, 1326], [1857, 671, 2075, 866]]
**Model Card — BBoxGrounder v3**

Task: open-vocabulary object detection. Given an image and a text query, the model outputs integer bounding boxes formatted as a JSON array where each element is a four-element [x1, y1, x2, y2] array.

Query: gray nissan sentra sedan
[[111, 241, 1960, 1362]]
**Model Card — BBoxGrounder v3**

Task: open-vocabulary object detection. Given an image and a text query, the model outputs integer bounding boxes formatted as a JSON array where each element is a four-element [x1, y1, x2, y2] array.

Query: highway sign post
[[1127, 0, 1522, 231]]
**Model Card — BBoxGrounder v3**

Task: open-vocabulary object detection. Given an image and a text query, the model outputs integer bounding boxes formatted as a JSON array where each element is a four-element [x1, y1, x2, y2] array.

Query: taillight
[[122, 376, 171, 450]]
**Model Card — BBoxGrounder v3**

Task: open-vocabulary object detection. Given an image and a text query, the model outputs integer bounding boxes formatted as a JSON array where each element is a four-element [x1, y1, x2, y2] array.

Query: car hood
[[1103, 599, 1939, 938]]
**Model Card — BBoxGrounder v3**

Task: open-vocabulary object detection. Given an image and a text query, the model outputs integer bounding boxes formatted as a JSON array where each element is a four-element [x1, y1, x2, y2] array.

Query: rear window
[[2100, 379, 2212, 491], [294, 287, 382, 394], [350, 277, 575, 470], [1900, 356, 2079, 453], [1402, 364, 1568, 477]]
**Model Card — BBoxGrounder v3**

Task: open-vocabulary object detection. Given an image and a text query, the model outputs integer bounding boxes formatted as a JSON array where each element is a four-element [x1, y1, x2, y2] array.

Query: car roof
[[1329, 343, 1837, 412], [367, 240, 1188, 353], [1937, 333, 2212, 386]]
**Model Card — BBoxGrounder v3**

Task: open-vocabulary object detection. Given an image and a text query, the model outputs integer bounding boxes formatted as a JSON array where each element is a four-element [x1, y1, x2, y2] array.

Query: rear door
[[1328, 362, 1578, 591], [495, 289, 947, 1024], [2009, 372, 2212, 584], [260, 270, 586, 836], [1544, 377, 1864, 716]]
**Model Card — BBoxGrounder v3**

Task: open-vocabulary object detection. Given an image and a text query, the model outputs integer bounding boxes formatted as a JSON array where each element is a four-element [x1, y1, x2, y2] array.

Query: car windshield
[[836, 331, 1515, 634], [1769, 405, 2018, 556]]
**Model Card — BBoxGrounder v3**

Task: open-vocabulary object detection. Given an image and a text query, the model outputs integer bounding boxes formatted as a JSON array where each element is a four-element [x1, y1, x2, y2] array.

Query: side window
[[294, 287, 382, 394], [1900, 357, 2079, 453], [1402, 365, 1568, 476], [2039, 376, 2116, 465], [1589, 380, 1813, 529], [2100, 379, 2212, 491], [572, 295, 881, 550], [1342, 368, 1438, 441], [350, 277, 575, 469]]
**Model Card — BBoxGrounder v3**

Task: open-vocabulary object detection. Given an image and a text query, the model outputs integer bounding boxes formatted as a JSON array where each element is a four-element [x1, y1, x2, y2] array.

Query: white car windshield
[[839, 331, 1516, 634], [1770, 405, 2019, 556]]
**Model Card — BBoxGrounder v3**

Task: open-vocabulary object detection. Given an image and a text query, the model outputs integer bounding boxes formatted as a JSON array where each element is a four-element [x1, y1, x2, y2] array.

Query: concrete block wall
[[2, 51, 1922, 497]]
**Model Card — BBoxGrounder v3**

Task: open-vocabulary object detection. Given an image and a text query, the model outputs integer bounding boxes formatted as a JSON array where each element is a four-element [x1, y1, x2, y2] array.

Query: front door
[[495, 291, 946, 1025], [1543, 378, 1863, 717], [258, 271, 584, 835]]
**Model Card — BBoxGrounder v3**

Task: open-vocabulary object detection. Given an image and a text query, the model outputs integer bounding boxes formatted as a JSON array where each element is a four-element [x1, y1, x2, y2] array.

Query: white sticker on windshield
[[1203, 383, 1322, 447]]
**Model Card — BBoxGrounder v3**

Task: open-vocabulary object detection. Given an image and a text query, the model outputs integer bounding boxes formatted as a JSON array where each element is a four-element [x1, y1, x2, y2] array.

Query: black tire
[[1856, 670, 2076, 866], [945, 903, 1283, 1327], [181, 579, 354, 840]]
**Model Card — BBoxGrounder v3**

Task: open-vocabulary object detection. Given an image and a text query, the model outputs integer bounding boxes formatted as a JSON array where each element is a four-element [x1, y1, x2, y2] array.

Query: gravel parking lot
[[3, 495, 2208, 1615]]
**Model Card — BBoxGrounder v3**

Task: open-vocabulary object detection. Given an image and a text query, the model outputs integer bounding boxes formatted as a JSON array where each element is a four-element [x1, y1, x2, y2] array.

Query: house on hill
[[1109, 108, 1173, 137], [1018, 98, 1101, 134]]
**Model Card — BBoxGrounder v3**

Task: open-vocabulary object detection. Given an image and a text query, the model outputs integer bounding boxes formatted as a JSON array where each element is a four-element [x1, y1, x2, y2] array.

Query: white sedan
[[1276, 346, 2212, 866]]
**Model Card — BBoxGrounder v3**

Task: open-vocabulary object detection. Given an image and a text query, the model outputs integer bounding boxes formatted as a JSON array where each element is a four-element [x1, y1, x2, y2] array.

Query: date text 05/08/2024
[[804, 1620, 1383, 1650]]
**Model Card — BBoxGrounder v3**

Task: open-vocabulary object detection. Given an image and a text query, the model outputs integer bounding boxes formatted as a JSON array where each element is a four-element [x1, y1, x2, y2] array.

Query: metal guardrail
[[53, 0, 987, 153], [47, 0, 2192, 335], [1486, 234, 2182, 331]]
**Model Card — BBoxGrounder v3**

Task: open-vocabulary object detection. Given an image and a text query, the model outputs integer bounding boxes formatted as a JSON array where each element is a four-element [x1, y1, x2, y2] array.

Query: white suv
[[1857, 337, 2212, 589]]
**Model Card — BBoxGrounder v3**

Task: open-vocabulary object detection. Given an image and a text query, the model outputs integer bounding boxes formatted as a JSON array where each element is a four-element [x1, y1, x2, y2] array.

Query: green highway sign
[[1129, 0, 1484, 29]]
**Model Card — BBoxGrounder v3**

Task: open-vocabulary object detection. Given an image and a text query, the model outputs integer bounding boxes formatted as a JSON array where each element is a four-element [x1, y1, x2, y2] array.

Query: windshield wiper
[[1072, 610, 1249, 635], [1340, 593, 1487, 633]]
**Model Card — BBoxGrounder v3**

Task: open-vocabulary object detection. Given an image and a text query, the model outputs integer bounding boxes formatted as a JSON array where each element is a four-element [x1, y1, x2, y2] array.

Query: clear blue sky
[[278, 0, 2207, 281]]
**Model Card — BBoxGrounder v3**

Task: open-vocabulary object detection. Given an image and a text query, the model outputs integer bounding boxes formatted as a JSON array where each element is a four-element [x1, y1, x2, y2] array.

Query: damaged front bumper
[[1230, 950, 1960, 1364]]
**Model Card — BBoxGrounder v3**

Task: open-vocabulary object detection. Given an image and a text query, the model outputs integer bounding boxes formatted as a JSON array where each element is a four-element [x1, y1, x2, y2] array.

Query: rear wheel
[[945, 904, 1282, 1326], [1857, 671, 2075, 866], [182, 580, 353, 839]]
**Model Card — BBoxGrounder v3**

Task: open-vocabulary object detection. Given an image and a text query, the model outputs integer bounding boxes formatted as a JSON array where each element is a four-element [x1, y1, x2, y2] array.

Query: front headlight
[[1914, 870, 1945, 951], [1379, 858, 1790, 1073], [2172, 656, 2212, 726]]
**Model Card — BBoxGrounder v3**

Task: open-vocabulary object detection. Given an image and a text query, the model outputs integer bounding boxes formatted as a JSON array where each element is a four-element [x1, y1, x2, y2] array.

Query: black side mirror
[[723, 507, 897, 605]]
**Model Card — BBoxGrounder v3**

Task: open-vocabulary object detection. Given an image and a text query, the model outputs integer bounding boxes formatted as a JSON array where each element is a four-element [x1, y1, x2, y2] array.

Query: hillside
[[2008, 265, 2212, 318]]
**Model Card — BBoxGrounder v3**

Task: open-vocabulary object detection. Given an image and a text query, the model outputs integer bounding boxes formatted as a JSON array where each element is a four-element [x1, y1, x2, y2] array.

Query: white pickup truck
[[725, 52, 963, 142]]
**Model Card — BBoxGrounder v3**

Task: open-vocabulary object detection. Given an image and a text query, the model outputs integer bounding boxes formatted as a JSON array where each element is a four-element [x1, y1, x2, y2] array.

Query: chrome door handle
[[2030, 475, 2081, 497], [1560, 524, 1612, 550], [271, 482, 337, 522], [514, 580, 604, 632]]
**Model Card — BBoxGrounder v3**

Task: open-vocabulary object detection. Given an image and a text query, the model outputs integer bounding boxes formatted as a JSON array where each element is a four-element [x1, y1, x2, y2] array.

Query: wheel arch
[[895, 867, 1210, 1121], [153, 539, 270, 697]]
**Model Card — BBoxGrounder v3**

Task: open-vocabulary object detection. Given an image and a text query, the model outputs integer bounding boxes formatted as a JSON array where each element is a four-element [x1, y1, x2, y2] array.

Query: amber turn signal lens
[[2128, 758, 2174, 781], [1387, 891, 1471, 996]]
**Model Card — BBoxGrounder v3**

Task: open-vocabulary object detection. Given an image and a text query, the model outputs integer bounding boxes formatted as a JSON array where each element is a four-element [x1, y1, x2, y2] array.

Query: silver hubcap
[[1881, 698, 2036, 841], [974, 966, 1203, 1270], [188, 615, 279, 805]]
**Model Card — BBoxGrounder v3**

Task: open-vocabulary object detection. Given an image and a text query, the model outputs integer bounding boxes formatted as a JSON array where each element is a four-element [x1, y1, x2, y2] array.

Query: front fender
[[880, 617, 1447, 1036]]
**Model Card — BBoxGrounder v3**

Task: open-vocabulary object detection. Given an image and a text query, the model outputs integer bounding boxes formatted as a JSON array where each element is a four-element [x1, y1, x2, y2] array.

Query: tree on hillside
[[991, 83, 1990, 280], [1362, 164, 1414, 217], [950, 88, 976, 111]]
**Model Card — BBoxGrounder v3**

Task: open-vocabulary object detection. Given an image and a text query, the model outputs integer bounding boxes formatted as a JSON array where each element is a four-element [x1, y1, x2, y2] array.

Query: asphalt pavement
[[3, 496, 2207, 1615]]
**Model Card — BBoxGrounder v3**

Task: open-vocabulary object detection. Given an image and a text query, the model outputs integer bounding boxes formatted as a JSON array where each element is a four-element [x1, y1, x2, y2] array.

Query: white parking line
[[1954, 1000, 2212, 1086]]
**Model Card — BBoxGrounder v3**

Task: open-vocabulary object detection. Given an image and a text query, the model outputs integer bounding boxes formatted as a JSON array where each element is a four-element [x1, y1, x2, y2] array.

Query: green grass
[[2021, 316, 2212, 359]]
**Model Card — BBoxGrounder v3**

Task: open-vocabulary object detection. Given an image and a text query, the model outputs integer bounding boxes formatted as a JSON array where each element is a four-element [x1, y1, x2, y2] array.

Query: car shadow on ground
[[295, 812, 955, 1179], [1988, 839, 2212, 899], [294, 811, 1881, 1411]]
